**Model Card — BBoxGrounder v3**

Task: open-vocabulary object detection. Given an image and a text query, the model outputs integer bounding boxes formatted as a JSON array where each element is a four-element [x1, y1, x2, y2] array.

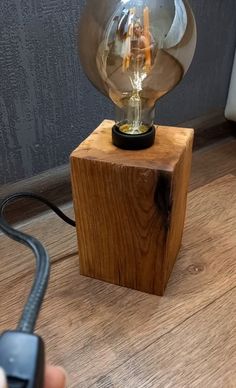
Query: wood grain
[[0, 203, 77, 291], [91, 287, 236, 388], [71, 120, 194, 169], [71, 121, 193, 295], [1, 172, 236, 387]]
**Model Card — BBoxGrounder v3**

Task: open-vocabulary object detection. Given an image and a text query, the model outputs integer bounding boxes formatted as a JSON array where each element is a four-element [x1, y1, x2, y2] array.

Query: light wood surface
[[71, 121, 194, 295], [0, 140, 236, 387], [71, 120, 193, 171]]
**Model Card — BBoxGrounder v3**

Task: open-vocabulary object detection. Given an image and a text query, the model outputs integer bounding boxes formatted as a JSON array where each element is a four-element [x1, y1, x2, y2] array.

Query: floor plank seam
[[51, 251, 78, 266], [88, 283, 236, 387]]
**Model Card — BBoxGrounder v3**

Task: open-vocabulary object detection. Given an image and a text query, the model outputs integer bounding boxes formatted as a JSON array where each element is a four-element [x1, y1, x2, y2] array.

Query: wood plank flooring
[[0, 139, 236, 387]]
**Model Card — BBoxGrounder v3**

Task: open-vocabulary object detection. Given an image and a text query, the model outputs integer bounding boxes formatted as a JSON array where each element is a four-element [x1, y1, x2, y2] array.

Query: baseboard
[[0, 165, 72, 225], [1, 111, 235, 224], [178, 109, 236, 149]]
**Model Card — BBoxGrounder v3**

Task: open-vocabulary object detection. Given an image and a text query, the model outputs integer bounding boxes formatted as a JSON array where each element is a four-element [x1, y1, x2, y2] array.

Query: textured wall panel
[[0, 0, 236, 185]]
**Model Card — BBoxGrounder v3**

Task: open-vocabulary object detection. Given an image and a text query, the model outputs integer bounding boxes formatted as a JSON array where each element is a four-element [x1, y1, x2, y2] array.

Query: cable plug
[[0, 331, 44, 388]]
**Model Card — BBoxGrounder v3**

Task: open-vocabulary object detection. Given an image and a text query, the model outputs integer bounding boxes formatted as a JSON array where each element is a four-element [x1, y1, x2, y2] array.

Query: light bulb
[[79, 0, 197, 149]]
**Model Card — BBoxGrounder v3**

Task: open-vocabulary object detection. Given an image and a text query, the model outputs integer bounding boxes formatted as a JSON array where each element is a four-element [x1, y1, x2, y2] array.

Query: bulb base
[[112, 125, 156, 150]]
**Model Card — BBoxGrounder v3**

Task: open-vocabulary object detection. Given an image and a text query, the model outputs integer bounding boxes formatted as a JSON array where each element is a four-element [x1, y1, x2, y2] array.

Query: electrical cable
[[0, 192, 76, 333]]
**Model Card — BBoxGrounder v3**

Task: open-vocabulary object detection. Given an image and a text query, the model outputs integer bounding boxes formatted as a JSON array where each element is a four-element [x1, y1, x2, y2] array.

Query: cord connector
[[0, 331, 44, 388]]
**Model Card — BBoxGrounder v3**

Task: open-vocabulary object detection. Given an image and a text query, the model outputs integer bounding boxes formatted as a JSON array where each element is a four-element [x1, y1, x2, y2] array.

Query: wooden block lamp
[[71, 0, 197, 295]]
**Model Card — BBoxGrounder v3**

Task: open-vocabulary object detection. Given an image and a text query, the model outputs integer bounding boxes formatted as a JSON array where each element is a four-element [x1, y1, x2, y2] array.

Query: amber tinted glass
[[79, 0, 196, 134]]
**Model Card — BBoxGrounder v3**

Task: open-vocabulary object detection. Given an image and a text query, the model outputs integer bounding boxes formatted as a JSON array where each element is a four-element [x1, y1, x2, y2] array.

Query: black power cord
[[0, 192, 76, 387]]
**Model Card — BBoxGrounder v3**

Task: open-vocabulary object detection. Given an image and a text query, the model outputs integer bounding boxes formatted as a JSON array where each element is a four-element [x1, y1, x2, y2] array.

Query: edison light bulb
[[79, 0, 197, 149]]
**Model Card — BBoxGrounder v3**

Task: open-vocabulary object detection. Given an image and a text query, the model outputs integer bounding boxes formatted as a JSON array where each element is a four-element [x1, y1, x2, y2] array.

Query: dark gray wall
[[1, 0, 236, 185]]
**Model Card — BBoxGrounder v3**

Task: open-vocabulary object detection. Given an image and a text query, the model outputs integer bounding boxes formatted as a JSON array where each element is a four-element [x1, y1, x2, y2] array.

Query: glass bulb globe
[[79, 0, 197, 148]]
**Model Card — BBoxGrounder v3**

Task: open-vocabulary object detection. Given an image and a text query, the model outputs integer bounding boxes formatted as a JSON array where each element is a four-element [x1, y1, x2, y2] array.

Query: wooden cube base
[[71, 120, 194, 295]]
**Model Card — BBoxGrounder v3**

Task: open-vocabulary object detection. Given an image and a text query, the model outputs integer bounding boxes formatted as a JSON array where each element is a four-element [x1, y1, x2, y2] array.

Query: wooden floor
[[0, 138, 236, 387]]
